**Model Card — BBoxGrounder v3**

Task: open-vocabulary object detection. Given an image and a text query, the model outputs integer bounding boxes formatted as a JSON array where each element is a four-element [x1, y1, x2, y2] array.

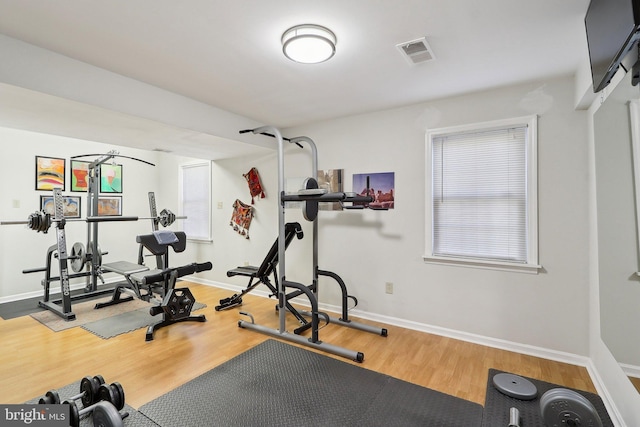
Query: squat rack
[[237, 125, 387, 362], [4, 151, 182, 320]]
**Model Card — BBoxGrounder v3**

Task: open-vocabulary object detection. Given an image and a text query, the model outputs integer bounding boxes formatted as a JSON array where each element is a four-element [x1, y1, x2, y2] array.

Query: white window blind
[[426, 116, 538, 271], [180, 161, 212, 242]]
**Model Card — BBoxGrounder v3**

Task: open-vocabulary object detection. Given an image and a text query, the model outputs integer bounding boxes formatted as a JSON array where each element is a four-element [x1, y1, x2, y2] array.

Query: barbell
[[0, 208, 183, 234]]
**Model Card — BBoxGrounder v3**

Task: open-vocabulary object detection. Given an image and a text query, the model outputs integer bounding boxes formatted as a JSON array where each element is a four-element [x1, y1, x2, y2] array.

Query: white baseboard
[[0, 277, 124, 304], [619, 363, 640, 380], [195, 279, 589, 365], [584, 360, 626, 426]]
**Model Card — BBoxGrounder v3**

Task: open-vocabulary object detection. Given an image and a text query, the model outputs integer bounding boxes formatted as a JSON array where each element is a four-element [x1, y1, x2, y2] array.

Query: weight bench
[[97, 230, 187, 309], [216, 222, 303, 314]]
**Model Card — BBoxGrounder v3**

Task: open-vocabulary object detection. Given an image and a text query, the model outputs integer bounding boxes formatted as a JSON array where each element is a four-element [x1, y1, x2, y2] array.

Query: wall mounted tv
[[585, 0, 640, 93]]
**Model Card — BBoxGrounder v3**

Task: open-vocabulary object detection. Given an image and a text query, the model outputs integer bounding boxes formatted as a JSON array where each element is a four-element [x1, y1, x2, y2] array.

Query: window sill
[[422, 255, 541, 274]]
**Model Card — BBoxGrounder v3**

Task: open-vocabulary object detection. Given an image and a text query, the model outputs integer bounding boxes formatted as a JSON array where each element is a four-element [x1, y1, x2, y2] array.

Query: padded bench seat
[[102, 261, 149, 276], [227, 266, 259, 278]]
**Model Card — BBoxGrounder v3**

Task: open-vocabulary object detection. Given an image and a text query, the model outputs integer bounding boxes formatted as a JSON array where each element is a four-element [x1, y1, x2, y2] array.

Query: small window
[[425, 116, 539, 273], [179, 161, 212, 242]]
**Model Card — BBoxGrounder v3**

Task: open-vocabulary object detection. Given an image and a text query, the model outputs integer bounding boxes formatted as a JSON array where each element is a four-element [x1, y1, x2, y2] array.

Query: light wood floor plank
[[0, 283, 597, 409]]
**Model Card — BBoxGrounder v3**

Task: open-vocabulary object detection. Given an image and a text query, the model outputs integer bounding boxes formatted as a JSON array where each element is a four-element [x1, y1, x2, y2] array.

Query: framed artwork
[[35, 156, 65, 191], [100, 163, 123, 193], [317, 169, 343, 211], [353, 172, 395, 209], [97, 196, 122, 216], [71, 160, 91, 192], [40, 195, 81, 218]]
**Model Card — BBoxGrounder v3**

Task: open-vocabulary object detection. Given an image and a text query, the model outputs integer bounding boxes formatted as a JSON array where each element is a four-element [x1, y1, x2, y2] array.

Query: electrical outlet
[[244, 261, 249, 266], [385, 282, 394, 294], [217, 201, 223, 209]]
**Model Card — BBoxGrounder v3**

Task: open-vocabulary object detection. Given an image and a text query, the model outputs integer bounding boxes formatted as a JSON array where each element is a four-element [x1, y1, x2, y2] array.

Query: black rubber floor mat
[[140, 339, 483, 427]]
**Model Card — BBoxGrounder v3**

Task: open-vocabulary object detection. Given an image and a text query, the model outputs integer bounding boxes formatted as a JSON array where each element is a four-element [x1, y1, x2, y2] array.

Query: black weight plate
[[80, 376, 97, 407], [39, 390, 60, 405], [66, 401, 80, 427], [98, 383, 116, 406], [111, 382, 125, 410], [94, 375, 106, 385]]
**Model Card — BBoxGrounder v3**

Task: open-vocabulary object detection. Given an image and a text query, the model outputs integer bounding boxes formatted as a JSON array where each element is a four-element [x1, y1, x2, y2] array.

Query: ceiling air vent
[[396, 37, 435, 65]]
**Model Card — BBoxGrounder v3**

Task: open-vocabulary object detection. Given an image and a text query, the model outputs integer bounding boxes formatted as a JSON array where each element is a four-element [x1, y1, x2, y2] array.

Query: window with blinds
[[425, 116, 539, 272], [179, 161, 212, 242]]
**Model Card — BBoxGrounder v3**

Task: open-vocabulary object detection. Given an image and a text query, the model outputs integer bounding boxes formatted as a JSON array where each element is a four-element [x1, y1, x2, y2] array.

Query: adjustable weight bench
[[96, 230, 187, 309], [216, 222, 303, 312]]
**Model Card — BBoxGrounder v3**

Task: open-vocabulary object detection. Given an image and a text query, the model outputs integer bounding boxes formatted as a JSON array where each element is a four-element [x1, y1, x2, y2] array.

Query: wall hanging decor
[[40, 195, 81, 218], [243, 167, 265, 203], [70, 160, 90, 192], [230, 199, 253, 239], [318, 169, 344, 211], [35, 156, 65, 191], [100, 163, 123, 193], [353, 172, 395, 209], [97, 196, 122, 216]]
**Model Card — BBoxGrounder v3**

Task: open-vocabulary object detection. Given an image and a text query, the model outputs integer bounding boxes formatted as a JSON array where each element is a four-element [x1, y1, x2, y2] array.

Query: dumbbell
[[39, 375, 105, 407], [65, 382, 125, 427], [66, 400, 128, 427], [97, 382, 126, 411]]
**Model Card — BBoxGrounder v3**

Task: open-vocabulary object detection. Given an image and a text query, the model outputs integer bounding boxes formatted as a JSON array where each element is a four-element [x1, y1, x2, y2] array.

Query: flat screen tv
[[585, 0, 640, 92]]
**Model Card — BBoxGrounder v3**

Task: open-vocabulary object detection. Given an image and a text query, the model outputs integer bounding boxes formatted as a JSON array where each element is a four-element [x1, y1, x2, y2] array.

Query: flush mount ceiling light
[[281, 24, 336, 64]]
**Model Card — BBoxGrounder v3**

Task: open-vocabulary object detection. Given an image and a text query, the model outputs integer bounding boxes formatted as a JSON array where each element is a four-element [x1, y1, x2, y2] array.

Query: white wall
[[277, 76, 589, 355], [587, 70, 640, 426], [163, 76, 593, 359]]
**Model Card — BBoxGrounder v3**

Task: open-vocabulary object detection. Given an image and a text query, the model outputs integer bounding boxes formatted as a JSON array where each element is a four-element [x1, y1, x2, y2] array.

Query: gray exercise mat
[[82, 302, 206, 339], [482, 368, 614, 427], [139, 339, 483, 427], [25, 378, 159, 427]]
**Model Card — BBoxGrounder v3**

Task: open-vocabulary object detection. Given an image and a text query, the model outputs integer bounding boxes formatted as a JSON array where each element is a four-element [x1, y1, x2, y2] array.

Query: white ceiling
[[0, 0, 591, 158]]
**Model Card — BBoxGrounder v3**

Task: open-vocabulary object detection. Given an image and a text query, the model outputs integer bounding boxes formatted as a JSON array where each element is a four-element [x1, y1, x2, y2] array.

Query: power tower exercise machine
[[236, 126, 387, 362]]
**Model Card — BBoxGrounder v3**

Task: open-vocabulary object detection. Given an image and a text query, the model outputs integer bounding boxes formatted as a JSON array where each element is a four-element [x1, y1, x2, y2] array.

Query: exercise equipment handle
[[86, 216, 139, 222]]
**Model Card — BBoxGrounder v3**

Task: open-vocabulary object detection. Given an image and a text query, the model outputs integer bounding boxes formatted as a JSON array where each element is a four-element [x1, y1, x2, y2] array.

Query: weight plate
[[92, 402, 124, 427], [87, 242, 102, 267], [39, 390, 60, 405], [70, 242, 86, 273], [492, 373, 538, 400], [80, 375, 98, 407], [94, 375, 106, 385], [539, 388, 603, 427], [98, 383, 116, 406], [111, 382, 125, 410]]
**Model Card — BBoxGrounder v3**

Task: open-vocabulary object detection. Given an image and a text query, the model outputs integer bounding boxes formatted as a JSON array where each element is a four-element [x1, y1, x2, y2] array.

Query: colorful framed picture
[[35, 156, 65, 191], [71, 160, 91, 192], [353, 172, 395, 209], [97, 196, 122, 216], [100, 163, 122, 193], [40, 195, 81, 218]]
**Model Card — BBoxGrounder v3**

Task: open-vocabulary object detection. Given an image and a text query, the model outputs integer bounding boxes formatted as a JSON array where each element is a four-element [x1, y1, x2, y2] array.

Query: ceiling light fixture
[[281, 24, 336, 64]]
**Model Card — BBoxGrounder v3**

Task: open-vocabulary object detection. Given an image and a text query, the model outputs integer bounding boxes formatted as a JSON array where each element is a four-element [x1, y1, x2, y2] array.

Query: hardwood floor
[[0, 283, 597, 409]]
